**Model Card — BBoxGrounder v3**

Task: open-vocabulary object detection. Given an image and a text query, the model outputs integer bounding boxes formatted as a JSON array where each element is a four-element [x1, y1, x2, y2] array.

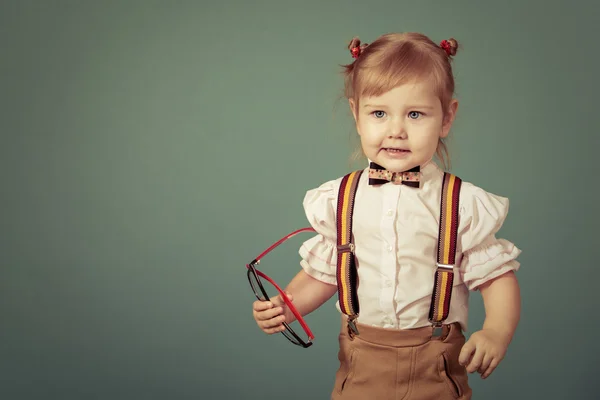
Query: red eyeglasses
[[246, 227, 316, 348]]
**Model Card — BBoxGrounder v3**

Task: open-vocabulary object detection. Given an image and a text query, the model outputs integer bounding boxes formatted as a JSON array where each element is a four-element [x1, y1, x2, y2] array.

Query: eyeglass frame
[[246, 227, 316, 348]]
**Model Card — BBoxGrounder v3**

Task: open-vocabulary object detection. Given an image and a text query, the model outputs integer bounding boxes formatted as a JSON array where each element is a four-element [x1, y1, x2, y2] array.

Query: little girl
[[252, 32, 521, 400]]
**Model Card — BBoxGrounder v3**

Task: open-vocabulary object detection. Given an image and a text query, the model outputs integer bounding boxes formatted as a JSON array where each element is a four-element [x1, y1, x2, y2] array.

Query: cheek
[[411, 129, 440, 150], [358, 121, 384, 143]]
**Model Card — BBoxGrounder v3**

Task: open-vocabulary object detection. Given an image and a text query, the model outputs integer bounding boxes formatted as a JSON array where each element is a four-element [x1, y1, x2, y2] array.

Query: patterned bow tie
[[368, 162, 421, 187]]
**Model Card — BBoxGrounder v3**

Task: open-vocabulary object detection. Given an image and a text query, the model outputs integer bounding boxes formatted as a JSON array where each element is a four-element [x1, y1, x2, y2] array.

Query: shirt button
[[387, 245, 393, 252], [385, 279, 392, 287], [386, 209, 393, 216]]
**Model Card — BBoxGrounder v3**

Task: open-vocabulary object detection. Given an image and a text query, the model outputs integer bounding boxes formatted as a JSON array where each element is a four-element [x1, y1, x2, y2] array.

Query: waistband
[[339, 315, 463, 347]]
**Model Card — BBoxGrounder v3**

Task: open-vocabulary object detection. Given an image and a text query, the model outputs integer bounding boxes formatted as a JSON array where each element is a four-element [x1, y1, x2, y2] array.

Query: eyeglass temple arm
[[252, 227, 316, 263]]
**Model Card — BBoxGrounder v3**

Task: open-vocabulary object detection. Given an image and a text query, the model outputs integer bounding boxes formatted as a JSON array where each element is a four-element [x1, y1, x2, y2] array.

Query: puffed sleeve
[[458, 184, 522, 291], [298, 178, 341, 285]]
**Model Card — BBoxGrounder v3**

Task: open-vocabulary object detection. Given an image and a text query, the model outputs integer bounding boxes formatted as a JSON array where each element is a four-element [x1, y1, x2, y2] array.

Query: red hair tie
[[350, 46, 361, 59], [440, 40, 452, 56]]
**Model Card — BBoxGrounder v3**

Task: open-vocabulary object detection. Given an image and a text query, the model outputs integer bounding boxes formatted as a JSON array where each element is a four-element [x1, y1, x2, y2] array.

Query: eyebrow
[[362, 104, 435, 110]]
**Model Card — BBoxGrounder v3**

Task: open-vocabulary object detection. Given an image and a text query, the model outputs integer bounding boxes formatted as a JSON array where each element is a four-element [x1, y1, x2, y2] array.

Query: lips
[[384, 148, 410, 153]]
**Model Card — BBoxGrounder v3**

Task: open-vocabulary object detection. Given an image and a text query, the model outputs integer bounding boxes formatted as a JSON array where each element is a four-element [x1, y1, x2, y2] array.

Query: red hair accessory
[[348, 37, 368, 59], [440, 40, 452, 56]]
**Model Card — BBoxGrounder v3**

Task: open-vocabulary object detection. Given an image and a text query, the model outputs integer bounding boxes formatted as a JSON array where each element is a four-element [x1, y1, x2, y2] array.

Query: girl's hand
[[252, 292, 293, 335], [458, 329, 510, 379]]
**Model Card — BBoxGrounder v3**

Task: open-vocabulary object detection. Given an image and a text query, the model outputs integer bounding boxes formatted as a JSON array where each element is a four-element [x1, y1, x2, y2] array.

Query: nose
[[388, 117, 407, 139]]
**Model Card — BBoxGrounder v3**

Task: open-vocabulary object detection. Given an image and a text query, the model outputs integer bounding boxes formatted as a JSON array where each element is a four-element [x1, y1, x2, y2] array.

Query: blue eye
[[373, 111, 386, 118], [408, 111, 422, 119]]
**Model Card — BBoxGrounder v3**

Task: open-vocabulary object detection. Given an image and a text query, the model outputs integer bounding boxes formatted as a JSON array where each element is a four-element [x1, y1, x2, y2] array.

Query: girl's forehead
[[361, 81, 439, 105]]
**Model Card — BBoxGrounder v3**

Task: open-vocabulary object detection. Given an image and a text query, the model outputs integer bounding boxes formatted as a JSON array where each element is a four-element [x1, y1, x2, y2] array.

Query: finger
[[252, 300, 273, 312], [482, 358, 500, 379], [264, 324, 287, 335], [255, 306, 285, 321], [466, 347, 485, 373], [458, 340, 475, 366], [478, 353, 493, 375], [260, 314, 287, 330]]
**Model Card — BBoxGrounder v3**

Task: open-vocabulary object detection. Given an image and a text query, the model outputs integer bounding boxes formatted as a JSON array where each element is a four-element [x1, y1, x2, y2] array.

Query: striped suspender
[[428, 172, 462, 329], [335, 170, 363, 335], [335, 170, 462, 337]]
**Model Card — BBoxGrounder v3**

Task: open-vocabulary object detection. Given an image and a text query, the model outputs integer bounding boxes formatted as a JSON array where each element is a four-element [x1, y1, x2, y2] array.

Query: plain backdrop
[[1, 1, 598, 399]]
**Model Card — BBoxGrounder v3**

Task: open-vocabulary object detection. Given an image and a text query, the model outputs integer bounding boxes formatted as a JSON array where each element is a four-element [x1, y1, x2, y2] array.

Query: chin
[[371, 155, 417, 172]]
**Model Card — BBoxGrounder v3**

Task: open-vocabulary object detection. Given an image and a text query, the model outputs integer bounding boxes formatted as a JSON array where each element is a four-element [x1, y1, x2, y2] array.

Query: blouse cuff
[[460, 237, 521, 290], [300, 259, 338, 285], [298, 235, 337, 285]]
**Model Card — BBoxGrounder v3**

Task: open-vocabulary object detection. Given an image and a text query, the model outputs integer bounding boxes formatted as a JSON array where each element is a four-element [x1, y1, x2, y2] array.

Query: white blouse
[[298, 160, 521, 332]]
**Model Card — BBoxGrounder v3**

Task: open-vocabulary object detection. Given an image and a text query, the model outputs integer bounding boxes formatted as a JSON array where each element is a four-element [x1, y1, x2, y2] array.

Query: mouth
[[383, 148, 410, 154]]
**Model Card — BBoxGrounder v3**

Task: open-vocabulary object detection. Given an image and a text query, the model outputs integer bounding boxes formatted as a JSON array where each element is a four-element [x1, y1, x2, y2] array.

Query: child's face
[[350, 80, 457, 172]]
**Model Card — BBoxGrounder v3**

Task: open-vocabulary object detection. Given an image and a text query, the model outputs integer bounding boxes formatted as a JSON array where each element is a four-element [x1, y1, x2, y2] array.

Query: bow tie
[[368, 162, 421, 187]]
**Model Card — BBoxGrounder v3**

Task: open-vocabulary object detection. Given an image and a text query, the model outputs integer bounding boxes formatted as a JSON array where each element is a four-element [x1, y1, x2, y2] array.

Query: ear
[[349, 98, 359, 122], [349, 98, 362, 136], [440, 99, 458, 138]]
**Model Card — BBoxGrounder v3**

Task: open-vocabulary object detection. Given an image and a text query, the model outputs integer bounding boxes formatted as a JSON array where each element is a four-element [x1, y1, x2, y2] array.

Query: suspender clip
[[337, 243, 355, 254], [436, 262, 455, 270], [347, 315, 359, 338], [431, 321, 444, 338]]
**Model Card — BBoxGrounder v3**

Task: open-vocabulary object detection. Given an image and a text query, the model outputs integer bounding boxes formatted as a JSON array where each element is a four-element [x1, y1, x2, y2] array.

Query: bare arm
[[479, 270, 521, 344], [459, 270, 521, 378], [282, 269, 338, 322]]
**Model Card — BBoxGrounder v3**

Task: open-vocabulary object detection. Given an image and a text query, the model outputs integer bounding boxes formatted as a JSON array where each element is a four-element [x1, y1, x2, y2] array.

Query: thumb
[[276, 292, 293, 306], [458, 339, 475, 366], [270, 293, 288, 307]]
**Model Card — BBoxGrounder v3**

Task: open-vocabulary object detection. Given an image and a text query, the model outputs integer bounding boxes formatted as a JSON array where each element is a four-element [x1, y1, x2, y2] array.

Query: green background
[[1, 1, 597, 399]]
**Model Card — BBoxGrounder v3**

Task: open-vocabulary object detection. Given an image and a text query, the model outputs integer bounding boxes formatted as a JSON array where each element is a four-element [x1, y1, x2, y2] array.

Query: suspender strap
[[334, 169, 461, 335], [335, 170, 362, 333], [428, 172, 462, 326]]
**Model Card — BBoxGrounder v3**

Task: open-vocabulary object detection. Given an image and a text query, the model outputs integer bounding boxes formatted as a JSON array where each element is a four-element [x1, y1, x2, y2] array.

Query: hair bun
[[440, 38, 459, 56], [348, 36, 369, 59]]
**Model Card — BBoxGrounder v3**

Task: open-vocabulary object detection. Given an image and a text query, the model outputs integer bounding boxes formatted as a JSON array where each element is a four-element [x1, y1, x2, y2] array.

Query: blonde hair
[[342, 32, 459, 170]]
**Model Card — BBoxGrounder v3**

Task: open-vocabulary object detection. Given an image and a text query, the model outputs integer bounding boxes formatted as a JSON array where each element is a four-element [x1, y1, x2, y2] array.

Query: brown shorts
[[331, 317, 472, 400]]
